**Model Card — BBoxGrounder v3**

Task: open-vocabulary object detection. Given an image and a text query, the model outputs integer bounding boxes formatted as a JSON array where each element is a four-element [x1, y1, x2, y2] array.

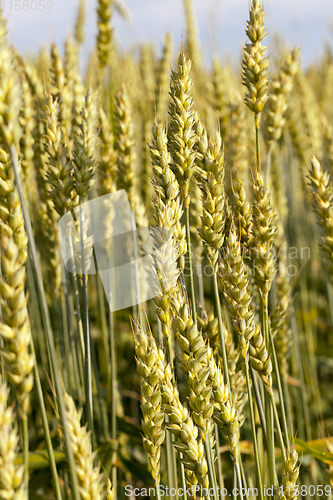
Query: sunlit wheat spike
[[149, 120, 186, 270], [96, 0, 113, 68], [0, 377, 26, 500], [0, 234, 34, 416], [249, 172, 277, 297], [264, 47, 299, 152], [242, 0, 269, 127], [198, 131, 226, 274], [174, 298, 241, 462], [160, 363, 210, 490], [168, 52, 197, 208], [156, 33, 173, 117], [75, 0, 86, 47], [61, 393, 107, 500], [183, 0, 200, 69], [73, 89, 99, 201], [43, 95, 74, 216], [98, 107, 117, 195], [132, 324, 165, 486], [308, 156, 333, 279], [114, 84, 148, 228], [277, 444, 300, 500]]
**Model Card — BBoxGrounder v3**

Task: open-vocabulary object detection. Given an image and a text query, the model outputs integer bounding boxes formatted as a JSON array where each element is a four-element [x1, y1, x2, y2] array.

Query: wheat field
[[0, 1, 333, 500]]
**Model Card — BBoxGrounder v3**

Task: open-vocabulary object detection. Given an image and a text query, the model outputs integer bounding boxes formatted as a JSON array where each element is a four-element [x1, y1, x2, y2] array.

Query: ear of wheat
[[0, 377, 26, 499]]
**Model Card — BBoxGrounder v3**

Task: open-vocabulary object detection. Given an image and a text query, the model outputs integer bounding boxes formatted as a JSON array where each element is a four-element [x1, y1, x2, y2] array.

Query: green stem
[[270, 393, 287, 466], [9, 146, 81, 500], [56, 298, 68, 389], [214, 424, 224, 499], [60, 288, 74, 394], [250, 367, 267, 449], [79, 208, 95, 449], [22, 414, 29, 490], [91, 333, 109, 442], [266, 149, 272, 187], [68, 244, 85, 363], [244, 360, 264, 500], [197, 250, 205, 308], [180, 458, 187, 500], [260, 295, 276, 486], [239, 457, 249, 500], [282, 373, 292, 436], [213, 272, 230, 395], [204, 435, 218, 500], [94, 264, 109, 381], [62, 269, 83, 404], [265, 390, 276, 486], [234, 461, 244, 500], [165, 419, 177, 500], [233, 470, 237, 500], [267, 325, 290, 454], [107, 268, 117, 497], [196, 250, 205, 308], [26, 256, 48, 368], [291, 311, 312, 441], [255, 116, 260, 174], [185, 204, 196, 322], [31, 342, 63, 500]]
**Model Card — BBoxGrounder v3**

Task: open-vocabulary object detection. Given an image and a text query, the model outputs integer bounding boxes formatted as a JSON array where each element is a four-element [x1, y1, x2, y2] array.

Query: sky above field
[[5, 0, 333, 66]]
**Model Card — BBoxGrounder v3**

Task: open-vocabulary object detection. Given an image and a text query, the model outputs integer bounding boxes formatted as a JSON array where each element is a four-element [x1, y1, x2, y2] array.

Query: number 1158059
[[1, 0, 53, 11]]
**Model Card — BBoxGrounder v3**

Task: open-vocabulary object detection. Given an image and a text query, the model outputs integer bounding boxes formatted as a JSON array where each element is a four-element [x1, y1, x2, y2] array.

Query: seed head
[[198, 132, 226, 273], [242, 0, 270, 124], [168, 52, 197, 207]]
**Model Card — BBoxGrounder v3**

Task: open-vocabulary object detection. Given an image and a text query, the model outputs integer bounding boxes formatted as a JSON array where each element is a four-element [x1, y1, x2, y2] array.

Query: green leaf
[[118, 452, 154, 486], [117, 415, 142, 440], [97, 439, 119, 476], [14, 451, 66, 471], [294, 437, 333, 464]]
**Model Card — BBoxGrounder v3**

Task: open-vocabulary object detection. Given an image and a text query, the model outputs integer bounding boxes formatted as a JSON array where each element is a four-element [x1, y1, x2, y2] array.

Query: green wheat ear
[[242, 0, 270, 127], [0, 377, 26, 499], [250, 172, 277, 298], [264, 47, 300, 153], [168, 52, 197, 208], [96, 0, 113, 69], [75, 0, 86, 47], [60, 392, 111, 500], [132, 324, 165, 487], [308, 156, 333, 279], [198, 132, 226, 274]]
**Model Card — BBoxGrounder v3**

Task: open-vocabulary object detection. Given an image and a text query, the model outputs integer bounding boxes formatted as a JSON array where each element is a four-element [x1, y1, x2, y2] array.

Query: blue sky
[[4, 0, 333, 66]]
